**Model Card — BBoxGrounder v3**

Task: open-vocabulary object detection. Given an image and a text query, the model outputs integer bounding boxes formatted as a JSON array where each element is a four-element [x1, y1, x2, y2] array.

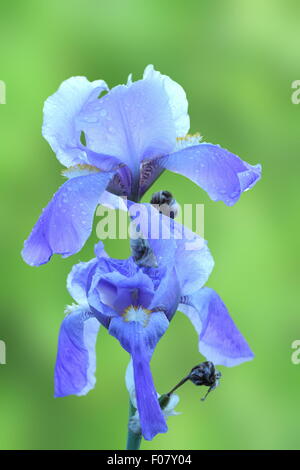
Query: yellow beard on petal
[[123, 306, 151, 327], [62, 164, 100, 179], [175, 132, 202, 151]]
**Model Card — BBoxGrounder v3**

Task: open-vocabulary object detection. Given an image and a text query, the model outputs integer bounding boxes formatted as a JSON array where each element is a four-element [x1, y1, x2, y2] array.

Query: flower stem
[[126, 400, 142, 450], [166, 375, 190, 395]]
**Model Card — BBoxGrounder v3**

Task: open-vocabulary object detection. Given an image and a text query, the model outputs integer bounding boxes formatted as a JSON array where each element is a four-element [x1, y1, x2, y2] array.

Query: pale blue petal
[[54, 307, 100, 397], [143, 65, 190, 137], [22, 172, 113, 266], [76, 77, 176, 174], [43, 76, 108, 167], [109, 312, 169, 440], [180, 287, 254, 367], [158, 144, 261, 206]]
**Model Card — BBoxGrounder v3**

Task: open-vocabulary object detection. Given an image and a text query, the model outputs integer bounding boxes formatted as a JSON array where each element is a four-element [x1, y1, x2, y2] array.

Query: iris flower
[[22, 65, 261, 267], [55, 225, 253, 440]]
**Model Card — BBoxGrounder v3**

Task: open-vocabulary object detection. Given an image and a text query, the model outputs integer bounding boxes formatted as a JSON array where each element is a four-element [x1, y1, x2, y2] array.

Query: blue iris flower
[[22, 65, 261, 266], [55, 230, 253, 440]]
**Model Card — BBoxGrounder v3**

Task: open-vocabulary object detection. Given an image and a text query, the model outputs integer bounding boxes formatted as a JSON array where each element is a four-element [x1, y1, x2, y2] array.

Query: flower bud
[[150, 190, 179, 219]]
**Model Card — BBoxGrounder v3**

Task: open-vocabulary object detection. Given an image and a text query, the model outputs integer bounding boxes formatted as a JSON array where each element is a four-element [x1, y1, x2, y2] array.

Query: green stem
[[126, 400, 142, 450], [166, 375, 190, 396], [125, 393, 175, 450]]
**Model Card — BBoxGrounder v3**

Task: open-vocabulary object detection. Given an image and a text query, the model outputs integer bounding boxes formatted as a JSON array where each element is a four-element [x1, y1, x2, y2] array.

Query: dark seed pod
[[166, 361, 221, 402], [189, 361, 222, 401], [189, 361, 220, 387]]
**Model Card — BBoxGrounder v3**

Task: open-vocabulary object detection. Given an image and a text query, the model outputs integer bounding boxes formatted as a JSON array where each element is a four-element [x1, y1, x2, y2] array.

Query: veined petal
[[128, 201, 214, 295], [43, 76, 108, 167], [87, 257, 140, 326], [76, 76, 176, 173], [158, 143, 261, 206], [67, 258, 99, 305], [139, 158, 164, 199], [96, 270, 154, 314], [62, 152, 131, 197], [143, 65, 190, 137], [149, 266, 180, 321], [66, 243, 108, 306], [98, 191, 128, 211], [109, 312, 169, 440], [174, 228, 214, 296], [54, 306, 100, 397], [125, 359, 180, 435], [22, 172, 113, 266], [131, 351, 167, 441], [180, 287, 254, 367], [128, 201, 178, 267]]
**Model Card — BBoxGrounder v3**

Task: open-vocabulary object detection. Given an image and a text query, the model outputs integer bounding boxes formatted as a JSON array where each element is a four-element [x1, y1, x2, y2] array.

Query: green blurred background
[[0, 0, 299, 450]]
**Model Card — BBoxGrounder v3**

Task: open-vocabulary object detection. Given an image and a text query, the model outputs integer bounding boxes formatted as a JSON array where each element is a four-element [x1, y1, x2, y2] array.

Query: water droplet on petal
[[84, 115, 98, 123]]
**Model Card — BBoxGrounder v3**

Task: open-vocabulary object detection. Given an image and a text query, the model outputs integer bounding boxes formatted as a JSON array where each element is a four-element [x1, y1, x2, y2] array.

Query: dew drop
[[84, 116, 98, 123]]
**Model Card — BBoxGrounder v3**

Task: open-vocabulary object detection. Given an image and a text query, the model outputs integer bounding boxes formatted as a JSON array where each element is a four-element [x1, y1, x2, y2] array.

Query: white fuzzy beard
[[123, 306, 151, 327]]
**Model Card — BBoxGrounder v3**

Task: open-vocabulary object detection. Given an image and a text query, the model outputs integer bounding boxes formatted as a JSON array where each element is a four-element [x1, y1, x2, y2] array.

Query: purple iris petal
[[158, 144, 261, 206], [148, 266, 180, 321], [83, 149, 126, 174], [22, 172, 113, 266], [76, 77, 176, 176], [180, 287, 254, 367], [94, 245, 137, 276], [93, 241, 109, 259], [173, 224, 214, 296], [98, 191, 128, 212], [105, 166, 133, 198], [109, 312, 169, 440], [138, 159, 164, 199], [143, 65, 190, 137], [128, 201, 214, 295], [67, 258, 100, 305], [54, 307, 100, 397], [43, 76, 108, 167], [87, 255, 140, 327], [128, 201, 177, 266], [97, 270, 155, 314]]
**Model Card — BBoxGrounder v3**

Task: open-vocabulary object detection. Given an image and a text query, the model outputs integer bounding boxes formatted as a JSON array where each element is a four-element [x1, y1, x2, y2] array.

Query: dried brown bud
[[150, 190, 179, 219], [189, 361, 222, 401]]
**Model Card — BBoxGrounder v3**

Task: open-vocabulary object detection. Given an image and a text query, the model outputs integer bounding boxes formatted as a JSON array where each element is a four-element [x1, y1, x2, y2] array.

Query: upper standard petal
[[143, 65, 190, 137], [43, 76, 108, 167], [76, 77, 176, 176]]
